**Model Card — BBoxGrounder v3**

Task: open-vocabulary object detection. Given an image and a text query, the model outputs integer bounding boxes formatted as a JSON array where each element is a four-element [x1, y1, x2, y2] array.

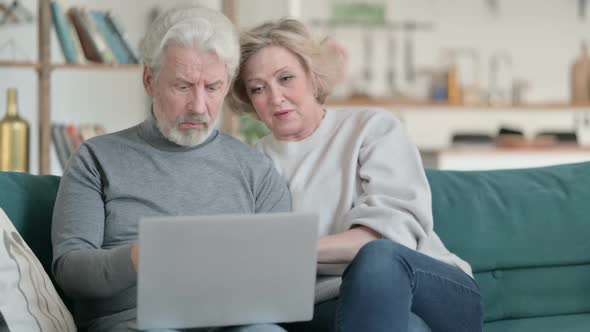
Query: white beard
[[154, 108, 218, 147], [166, 120, 217, 146]]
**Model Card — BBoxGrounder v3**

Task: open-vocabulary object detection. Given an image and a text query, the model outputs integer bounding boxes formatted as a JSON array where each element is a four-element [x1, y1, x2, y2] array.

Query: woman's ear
[[143, 66, 155, 97], [310, 75, 320, 101]]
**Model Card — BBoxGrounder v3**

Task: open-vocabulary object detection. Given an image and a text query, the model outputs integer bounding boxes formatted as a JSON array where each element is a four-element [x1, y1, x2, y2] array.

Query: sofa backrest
[[427, 161, 590, 323], [0, 172, 60, 277]]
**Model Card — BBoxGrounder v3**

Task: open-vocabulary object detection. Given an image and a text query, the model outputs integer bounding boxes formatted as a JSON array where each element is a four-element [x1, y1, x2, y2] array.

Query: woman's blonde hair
[[229, 19, 344, 114]]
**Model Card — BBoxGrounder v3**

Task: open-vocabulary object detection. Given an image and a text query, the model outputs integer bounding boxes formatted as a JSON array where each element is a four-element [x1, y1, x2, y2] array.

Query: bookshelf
[[0, 60, 39, 68], [38, 0, 50, 175], [0, 0, 239, 175], [50, 63, 141, 70]]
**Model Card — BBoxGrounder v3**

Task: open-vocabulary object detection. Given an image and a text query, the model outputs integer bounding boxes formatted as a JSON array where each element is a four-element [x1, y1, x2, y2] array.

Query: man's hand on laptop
[[131, 241, 139, 272]]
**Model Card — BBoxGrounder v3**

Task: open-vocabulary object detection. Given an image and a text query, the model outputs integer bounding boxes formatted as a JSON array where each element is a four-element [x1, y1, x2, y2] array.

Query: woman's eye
[[249, 86, 264, 95], [280, 75, 294, 83]]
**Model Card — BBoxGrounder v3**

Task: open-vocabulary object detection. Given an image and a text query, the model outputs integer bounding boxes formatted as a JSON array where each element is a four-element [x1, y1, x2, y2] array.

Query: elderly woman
[[230, 19, 483, 332]]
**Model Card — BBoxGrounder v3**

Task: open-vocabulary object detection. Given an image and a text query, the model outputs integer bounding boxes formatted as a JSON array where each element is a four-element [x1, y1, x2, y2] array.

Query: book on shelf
[[50, 0, 79, 64], [65, 124, 83, 148], [89, 10, 132, 64], [66, 7, 104, 63], [69, 7, 116, 64], [52, 4, 137, 65], [104, 11, 139, 64], [78, 123, 105, 141], [51, 123, 107, 169], [67, 14, 87, 64], [51, 124, 69, 169]]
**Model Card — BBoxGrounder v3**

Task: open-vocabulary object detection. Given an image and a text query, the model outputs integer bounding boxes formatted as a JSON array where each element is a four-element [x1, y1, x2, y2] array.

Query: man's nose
[[189, 88, 207, 114]]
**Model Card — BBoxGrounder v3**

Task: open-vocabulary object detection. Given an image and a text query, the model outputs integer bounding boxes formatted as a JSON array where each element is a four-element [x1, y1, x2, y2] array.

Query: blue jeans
[[283, 239, 482, 332], [281, 300, 429, 332], [338, 239, 483, 332]]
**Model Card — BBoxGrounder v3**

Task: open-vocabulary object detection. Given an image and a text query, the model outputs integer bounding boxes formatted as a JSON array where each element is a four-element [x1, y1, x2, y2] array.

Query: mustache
[[177, 114, 210, 125]]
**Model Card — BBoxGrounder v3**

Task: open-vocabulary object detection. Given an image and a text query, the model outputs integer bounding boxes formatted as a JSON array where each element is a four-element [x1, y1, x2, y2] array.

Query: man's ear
[[223, 77, 232, 97], [143, 66, 155, 97]]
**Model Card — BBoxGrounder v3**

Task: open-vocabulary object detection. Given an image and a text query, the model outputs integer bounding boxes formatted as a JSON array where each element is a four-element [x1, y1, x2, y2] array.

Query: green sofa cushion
[[484, 313, 590, 332], [475, 265, 590, 322], [426, 161, 590, 323], [0, 171, 60, 276]]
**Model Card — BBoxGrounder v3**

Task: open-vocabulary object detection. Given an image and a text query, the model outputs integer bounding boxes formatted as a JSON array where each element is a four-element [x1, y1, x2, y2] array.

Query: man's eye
[[207, 84, 221, 92], [177, 85, 189, 91]]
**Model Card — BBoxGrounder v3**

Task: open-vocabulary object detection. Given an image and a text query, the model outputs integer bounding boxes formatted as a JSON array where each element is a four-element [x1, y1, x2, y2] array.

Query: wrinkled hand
[[131, 242, 139, 272], [318, 226, 381, 263]]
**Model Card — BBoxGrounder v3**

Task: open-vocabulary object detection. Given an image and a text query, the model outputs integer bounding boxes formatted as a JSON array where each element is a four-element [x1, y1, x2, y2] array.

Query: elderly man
[[51, 6, 290, 332]]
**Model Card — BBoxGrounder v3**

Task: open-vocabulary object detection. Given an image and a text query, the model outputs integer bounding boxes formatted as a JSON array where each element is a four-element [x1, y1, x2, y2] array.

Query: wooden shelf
[[0, 60, 39, 69], [326, 97, 590, 110], [50, 63, 142, 71], [0, 61, 142, 71]]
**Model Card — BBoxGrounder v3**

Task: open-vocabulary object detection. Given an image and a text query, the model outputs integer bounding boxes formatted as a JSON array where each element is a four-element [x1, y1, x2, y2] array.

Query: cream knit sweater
[[257, 108, 472, 302]]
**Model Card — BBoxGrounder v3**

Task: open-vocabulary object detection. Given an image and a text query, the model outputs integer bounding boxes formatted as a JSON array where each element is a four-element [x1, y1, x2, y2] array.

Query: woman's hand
[[317, 225, 381, 263], [131, 241, 139, 272]]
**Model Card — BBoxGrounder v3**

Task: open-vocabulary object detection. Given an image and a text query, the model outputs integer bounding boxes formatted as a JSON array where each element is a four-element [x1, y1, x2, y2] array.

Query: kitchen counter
[[421, 146, 590, 170]]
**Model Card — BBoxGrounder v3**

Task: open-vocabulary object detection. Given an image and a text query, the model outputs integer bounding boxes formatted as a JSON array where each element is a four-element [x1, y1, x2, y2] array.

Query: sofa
[[1, 161, 590, 331]]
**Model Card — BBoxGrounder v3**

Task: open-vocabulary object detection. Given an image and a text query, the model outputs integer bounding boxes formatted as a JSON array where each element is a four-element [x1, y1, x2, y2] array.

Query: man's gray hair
[[140, 5, 239, 81]]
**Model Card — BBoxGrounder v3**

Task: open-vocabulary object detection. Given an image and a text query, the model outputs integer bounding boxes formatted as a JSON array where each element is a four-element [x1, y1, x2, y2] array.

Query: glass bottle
[[571, 41, 590, 104], [0, 88, 30, 172]]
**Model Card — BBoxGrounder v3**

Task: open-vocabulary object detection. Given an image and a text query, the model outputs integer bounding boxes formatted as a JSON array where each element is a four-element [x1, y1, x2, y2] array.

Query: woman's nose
[[269, 86, 284, 106]]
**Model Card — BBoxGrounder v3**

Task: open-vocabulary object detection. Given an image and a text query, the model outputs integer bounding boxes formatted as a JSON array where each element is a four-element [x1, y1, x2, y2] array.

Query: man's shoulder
[[216, 133, 265, 156], [215, 132, 273, 169], [84, 125, 139, 148], [72, 125, 142, 163]]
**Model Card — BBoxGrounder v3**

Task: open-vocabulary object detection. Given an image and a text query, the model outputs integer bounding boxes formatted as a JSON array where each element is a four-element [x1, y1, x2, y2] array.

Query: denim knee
[[354, 239, 407, 265], [358, 238, 397, 255], [346, 239, 411, 281]]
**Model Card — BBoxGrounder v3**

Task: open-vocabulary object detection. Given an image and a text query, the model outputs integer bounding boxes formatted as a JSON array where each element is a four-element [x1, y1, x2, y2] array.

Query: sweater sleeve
[[51, 144, 137, 299], [341, 112, 433, 250], [254, 156, 292, 213]]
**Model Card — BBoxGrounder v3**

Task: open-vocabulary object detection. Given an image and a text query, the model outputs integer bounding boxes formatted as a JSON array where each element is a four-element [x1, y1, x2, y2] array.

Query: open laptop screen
[[137, 212, 318, 330]]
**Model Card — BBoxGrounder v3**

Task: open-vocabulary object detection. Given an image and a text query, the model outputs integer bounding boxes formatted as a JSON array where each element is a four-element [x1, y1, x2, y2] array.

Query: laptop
[[136, 212, 319, 330]]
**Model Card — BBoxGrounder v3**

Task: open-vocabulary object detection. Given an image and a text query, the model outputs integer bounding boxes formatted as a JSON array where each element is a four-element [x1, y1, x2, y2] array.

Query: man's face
[[144, 45, 229, 146]]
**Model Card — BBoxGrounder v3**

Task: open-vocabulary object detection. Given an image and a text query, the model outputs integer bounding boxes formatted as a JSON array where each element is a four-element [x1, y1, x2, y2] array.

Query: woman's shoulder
[[328, 108, 401, 128]]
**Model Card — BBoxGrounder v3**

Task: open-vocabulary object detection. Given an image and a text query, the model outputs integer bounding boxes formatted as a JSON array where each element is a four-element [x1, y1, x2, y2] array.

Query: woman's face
[[242, 45, 324, 141]]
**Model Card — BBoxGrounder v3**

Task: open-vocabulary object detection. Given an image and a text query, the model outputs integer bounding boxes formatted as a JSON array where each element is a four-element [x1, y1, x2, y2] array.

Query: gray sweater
[[51, 114, 291, 329]]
